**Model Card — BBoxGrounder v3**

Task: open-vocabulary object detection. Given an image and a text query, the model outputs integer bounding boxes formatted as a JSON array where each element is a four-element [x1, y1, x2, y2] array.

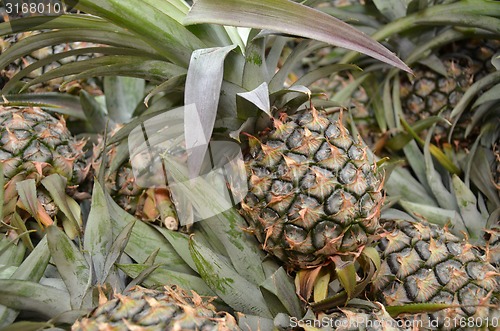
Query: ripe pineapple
[[371, 218, 500, 330], [91, 136, 179, 230], [0, 106, 88, 233], [241, 106, 384, 270], [399, 38, 499, 147], [72, 286, 241, 331]]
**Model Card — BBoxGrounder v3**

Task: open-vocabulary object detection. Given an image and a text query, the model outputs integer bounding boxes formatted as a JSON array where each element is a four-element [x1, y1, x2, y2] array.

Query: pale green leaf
[[399, 200, 467, 235], [334, 260, 357, 301], [101, 220, 135, 284], [0, 29, 154, 73], [450, 72, 500, 130], [402, 141, 431, 194], [313, 270, 330, 303], [104, 77, 145, 123], [184, 45, 236, 178], [0, 280, 71, 318], [237, 82, 271, 116], [46, 226, 90, 309], [80, 91, 109, 133], [189, 236, 272, 318], [198, 210, 267, 286], [295, 64, 360, 89], [83, 182, 112, 284], [117, 264, 215, 297], [372, 0, 410, 21], [0, 321, 52, 331], [242, 35, 269, 89], [451, 175, 486, 241], [2, 93, 84, 119], [106, 195, 194, 275], [0, 14, 124, 35], [68, 0, 206, 66], [155, 227, 196, 272], [11, 236, 49, 282], [41, 174, 81, 235], [185, 0, 411, 73], [1, 46, 145, 94], [385, 166, 437, 207], [144, 74, 186, 107], [260, 267, 302, 318], [0, 240, 25, 268], [422, 132, 456, 211], [472, 84, 500, 109]]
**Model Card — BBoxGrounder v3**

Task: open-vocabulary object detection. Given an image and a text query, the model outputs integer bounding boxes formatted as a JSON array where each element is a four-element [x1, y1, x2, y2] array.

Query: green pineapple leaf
[[0, 236, 51, 328], [15, 179, 52, 228], [101, 219, 136, 284], [197, 211, 267, 286], [260, 267, 303, 318], [0, 279, 70, 318], [184, 0, 411, 73], [0, 94, 84, 119], [106, 194, 195, 275], [65, 0, 205, 66], [41, 174, 81, 237], [237, 82, 271, 116], [189, 235, 273, 318], [79, 91, 108, 133], [0, 321, 53, 331], [46, 225, 91, 309], [0, 239, 25, 268], [103, 77, 145, 123], [184, 45, 236, 177], [451, 175, 486, 242], [83, 182, 112, 284], [117, 263, 215, 297]]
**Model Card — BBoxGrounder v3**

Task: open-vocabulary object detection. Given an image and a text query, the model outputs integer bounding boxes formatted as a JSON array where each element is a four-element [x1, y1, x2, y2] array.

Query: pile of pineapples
[[0, 0, 498, 330]]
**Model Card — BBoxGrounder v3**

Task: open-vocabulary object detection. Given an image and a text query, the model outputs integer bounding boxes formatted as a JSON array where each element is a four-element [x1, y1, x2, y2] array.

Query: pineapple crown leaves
[[0, 181, 140, 327], [104, 184, 304, 323], [339, 0, 500, 66], [0, 0, 411, 139]]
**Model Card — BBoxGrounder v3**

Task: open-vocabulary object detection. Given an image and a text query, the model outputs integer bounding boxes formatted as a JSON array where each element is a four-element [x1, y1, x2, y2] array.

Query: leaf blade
[[184, 0, 411, 73]]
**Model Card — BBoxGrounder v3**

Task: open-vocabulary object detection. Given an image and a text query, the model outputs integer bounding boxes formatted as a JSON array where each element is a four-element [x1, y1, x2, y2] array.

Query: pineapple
[[399, 38, 500, 147], [241, 106, 384, 270], [0, 0, 414, 329], [371, 218, 500, 330], [0, 106, 89, 235], [484, 228, 500, 269], [91, 135, 179, 230], [72, 286, 241, 331]]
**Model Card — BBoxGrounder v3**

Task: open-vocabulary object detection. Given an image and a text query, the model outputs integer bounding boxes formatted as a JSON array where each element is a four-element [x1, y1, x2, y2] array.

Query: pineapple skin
[[399, 38, 500, 146], [72, 286, 241, 331], [0, 106, 88, 193], [372, 219, 500, 331], [241, 108, 384, 269], [0, 106, 88, 183]]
